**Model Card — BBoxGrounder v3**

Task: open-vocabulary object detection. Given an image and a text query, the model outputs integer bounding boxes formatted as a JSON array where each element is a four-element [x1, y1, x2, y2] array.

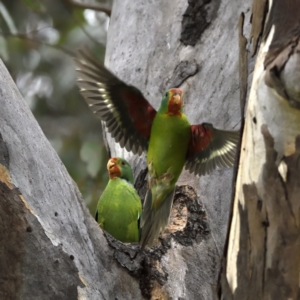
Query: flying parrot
[[95, 157, 142, 243], [76, 50, 239, 247]]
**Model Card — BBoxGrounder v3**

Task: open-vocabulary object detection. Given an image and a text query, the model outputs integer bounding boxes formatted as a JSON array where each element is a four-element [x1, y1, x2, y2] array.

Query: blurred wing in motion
[[75, 49, 156, 155], [185, 123, 239, 176]]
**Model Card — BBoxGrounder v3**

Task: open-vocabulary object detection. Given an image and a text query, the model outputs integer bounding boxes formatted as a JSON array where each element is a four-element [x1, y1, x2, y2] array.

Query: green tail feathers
[[140, 188, 175, 248]]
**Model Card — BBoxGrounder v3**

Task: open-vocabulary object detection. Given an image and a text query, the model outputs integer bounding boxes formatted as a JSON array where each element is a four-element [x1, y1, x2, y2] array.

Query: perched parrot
[[76, 50, 239, 247], [95, 157, 142, 243]]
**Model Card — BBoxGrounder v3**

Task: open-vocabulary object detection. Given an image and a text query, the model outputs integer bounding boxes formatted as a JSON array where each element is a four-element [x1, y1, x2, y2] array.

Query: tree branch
[[0, 59, 141, 299], [0, 32, 74, 56], [66, 0, 111, 16]]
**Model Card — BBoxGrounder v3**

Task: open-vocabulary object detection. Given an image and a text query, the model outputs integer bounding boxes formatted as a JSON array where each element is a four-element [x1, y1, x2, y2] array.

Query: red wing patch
[[76, 49, 157, 155], [123, 90, 156, 139], [185, 123, 239, 176], [187, 124, 213, 158]]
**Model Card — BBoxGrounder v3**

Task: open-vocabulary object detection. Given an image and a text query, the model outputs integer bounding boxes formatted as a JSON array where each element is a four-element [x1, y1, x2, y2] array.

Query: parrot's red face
[[107, 157, 121, 179], [167, 88, 183, 116]]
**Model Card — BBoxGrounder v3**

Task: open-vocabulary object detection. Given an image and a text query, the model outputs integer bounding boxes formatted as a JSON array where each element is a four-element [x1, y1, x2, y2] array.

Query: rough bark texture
[[102, 0, 250, 299], [0, 1, 260, 299], [222, 128, 300, 299], [221, 0, 300, 298], [263, 0, 300, 109], [0, 61, 142, 299]]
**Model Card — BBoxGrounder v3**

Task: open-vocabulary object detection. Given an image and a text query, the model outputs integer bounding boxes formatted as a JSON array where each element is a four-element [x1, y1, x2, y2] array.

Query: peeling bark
[[238, 13, 248, 118], [264, 0, 300, 108], [221, 128, 300, 299], [221, 0, 300, 298], [249, 0, 268, 55]]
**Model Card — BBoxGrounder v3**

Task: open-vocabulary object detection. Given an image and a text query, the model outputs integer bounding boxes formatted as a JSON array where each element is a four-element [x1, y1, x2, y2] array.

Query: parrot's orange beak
[[107, 159, 116, 170], [107, 158, 120, 179], [172, 92, 181, 105], [167, 89, 183, 116]]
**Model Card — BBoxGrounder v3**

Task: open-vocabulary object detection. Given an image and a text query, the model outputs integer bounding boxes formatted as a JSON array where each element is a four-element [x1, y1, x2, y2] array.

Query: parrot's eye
[[121, 161, 126, 166], [165, 92, 168, 97]]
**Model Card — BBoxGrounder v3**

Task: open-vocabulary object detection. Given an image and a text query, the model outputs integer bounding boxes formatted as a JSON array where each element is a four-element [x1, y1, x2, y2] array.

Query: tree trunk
[[103, 0, 248, 299], [1, 0, 252, 299], [220, 1, 300, 299], [0, 61, 142, 299]]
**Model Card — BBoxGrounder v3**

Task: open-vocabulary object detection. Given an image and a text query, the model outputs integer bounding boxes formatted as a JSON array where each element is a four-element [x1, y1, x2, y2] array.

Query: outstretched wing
[[75, 49, 156, 155], [185, 123, 240, 176]]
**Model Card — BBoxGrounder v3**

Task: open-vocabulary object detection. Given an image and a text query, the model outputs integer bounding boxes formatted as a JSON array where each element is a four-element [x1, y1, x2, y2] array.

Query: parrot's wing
[[185, 123, 240, 176], [95, 208, 105, 229], [125, 187, 143, 242], [75, 49, 156, 155]]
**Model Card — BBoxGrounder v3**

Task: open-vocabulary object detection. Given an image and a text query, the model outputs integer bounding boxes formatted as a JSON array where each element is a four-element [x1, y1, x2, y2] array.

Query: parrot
[[95, 157, 142, 243], [75, 50, 240, 247]]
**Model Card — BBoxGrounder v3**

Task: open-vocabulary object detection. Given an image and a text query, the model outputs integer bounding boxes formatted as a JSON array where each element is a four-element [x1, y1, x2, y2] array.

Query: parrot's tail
[[140, 188, 175, 248]]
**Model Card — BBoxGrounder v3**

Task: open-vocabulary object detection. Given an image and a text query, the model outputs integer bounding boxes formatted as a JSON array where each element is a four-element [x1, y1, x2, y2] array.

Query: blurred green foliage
[[0, 0, 112, 213]]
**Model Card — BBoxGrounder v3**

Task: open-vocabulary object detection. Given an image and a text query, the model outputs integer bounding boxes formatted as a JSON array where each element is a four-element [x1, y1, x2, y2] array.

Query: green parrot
[[95, 157, 142, 243], [76, 50, 239, 247]]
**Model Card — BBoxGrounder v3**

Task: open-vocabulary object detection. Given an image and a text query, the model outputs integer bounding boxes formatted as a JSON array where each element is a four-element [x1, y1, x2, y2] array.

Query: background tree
[[0, 0, 111, 212]]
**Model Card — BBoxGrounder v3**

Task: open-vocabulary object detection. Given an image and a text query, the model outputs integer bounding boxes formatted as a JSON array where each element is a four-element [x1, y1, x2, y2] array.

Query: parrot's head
[[107, 157, 134, 184], [159, 88, 184, 116]]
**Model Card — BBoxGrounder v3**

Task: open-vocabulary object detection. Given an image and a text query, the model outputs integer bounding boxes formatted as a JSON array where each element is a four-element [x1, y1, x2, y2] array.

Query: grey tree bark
[[0, 61, 142, 299], [0, 1, 252, 300], [103, 0, 249, 299], [220, 0, 300, 299]]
